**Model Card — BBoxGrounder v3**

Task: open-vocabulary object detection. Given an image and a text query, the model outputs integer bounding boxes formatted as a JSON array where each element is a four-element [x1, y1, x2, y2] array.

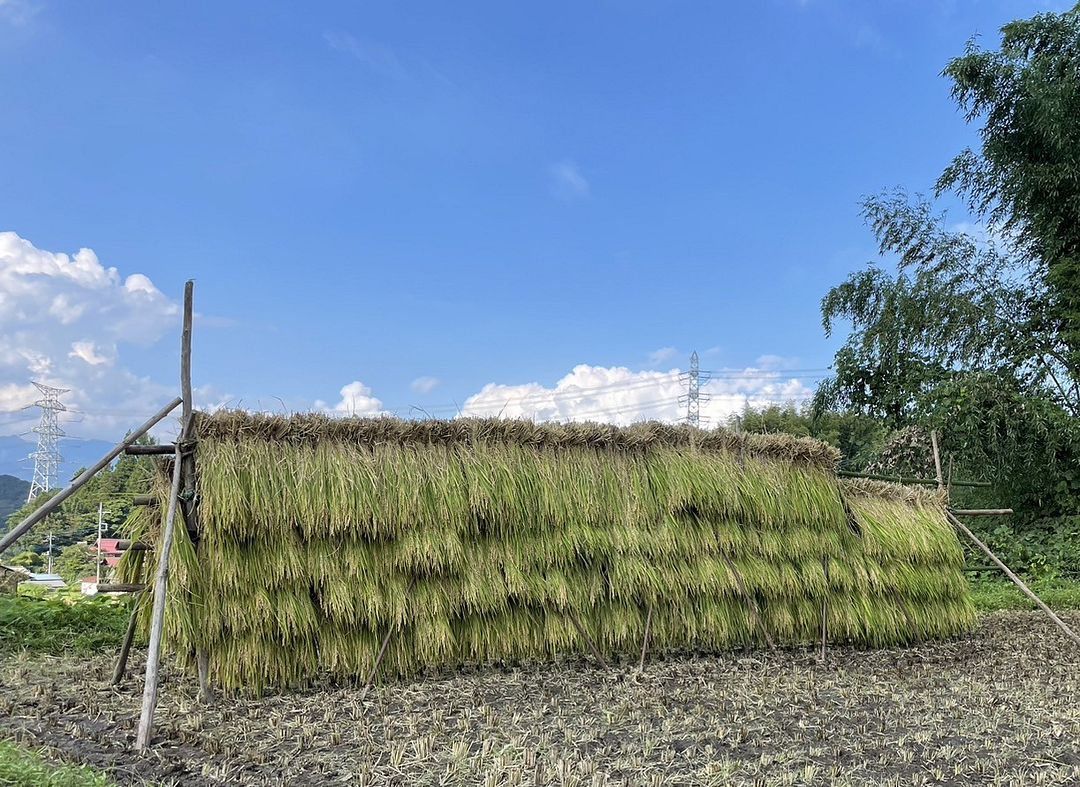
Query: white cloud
[[459, 363, 815, 427], [410, 376, 440, 395], [68, 341, 113, 366], [647, 347, 679, 367], [549, 161, 590, 201], [0, 232, 182, 440], [315, 380, 384, 416]]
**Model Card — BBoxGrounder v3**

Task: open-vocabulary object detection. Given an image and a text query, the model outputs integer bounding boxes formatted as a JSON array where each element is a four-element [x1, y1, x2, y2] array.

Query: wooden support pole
[[132, 495, 158, 508], [114, 540, 150, 552], [136, 281, 195, 751], [196, 652, 211, 704], [124, 445, 176, 456], [363, 578, 416, 691], [950, 509, 1014, 517], [0, 397, 183, 554], [568, 612, 609, 669], [94, 583, 146, 593], [930, 430, 944, 492], [721, 553, 775, 649], [835, 470, 990, 488], [135, 445, 184, 750], [638, 606, 653, 671], [820, 557, 829, 661], [946, 511, 1080, 648], [112, 601, 142, 685], [365, 627, 396, 690]]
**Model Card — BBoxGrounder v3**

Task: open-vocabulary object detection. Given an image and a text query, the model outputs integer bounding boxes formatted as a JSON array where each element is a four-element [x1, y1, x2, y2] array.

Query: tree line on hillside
[[0, 436, 157, 582]]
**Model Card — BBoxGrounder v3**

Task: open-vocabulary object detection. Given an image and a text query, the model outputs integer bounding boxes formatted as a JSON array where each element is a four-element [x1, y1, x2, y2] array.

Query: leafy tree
[[8, 550, 43, 570], [731, 403, 887, 471], [817, 193, 1040, 422], [54, 544, 98, 583], [940, 3, 1080, 381]]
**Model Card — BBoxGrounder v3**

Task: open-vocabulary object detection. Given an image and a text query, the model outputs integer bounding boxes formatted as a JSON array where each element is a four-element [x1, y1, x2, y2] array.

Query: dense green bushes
[[0, 595, 132, 654]]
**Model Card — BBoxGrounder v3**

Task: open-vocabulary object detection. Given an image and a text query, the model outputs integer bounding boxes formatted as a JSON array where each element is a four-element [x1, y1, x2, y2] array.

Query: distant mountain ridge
[[0, 435, 116, 485], [0, 474, 30, 527]]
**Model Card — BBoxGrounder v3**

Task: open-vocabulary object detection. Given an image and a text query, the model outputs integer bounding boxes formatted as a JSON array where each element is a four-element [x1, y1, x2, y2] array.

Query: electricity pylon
[[678, 351, 711, 427], [27, 381, 68, 502]]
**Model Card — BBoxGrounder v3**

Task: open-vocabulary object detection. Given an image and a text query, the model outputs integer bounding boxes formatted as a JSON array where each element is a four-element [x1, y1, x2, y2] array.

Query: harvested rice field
[[2, 612, 1079, 786]]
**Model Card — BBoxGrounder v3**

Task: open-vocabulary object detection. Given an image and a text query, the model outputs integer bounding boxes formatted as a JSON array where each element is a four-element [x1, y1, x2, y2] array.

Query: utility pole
[[95, 502, 109, 584], [678, 351, 711, 428], [46, 532, 54, 574], [27, 381, 69, 502]]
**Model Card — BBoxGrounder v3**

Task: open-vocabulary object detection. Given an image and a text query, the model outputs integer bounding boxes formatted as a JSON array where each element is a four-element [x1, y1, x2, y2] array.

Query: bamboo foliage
[[119, 412, 976, 691]]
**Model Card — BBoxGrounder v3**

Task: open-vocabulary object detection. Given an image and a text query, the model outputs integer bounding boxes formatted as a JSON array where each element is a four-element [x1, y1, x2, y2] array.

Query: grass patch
[[0, 740, 114, 787], [0, 595, 132, 654], [970, 578, 1080, 612]]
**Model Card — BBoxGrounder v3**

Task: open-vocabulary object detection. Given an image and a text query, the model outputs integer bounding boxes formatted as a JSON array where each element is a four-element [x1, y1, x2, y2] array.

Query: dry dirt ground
[[2, 612, 1079, 787]]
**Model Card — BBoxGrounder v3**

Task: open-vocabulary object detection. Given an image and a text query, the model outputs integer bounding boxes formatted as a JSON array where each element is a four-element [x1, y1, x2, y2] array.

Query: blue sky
[[0, 0, 1056, 443]]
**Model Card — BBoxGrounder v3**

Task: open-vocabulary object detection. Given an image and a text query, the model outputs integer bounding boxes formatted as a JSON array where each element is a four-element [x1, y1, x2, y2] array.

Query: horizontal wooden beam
[[93, 583, 146, 593], [837, 470, 991, 488], [124, 445, 176, 456], [950, 508, 1013, 516], [132, 495, 159, 507], [114, 540, 150, 552]]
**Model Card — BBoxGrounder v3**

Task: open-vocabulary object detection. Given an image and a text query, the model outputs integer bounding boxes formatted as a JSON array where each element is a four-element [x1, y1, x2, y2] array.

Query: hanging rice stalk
[[118, 412, 976, 691]]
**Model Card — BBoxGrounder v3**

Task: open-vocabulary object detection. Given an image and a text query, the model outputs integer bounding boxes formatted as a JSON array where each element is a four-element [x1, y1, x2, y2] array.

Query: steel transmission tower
[[27, 381, 69, 502], [678, 351, 711, 427]]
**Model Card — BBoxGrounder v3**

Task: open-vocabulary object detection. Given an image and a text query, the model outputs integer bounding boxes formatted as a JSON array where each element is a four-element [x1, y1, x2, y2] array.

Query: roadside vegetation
[[0, 593, 131, 655], [0, 741, 114, 787]]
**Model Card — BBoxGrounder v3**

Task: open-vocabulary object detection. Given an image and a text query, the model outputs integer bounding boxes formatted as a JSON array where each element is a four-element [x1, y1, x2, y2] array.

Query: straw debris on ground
[[1, 613, 1078, 786]]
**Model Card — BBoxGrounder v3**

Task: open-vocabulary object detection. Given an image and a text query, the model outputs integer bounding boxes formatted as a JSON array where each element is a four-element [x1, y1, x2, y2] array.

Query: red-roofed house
[[97, 538, 124, 568]]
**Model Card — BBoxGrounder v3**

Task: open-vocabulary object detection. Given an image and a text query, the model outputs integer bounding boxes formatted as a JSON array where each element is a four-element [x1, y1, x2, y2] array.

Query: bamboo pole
[[176, 282, 211, 702], [0, 397, 182, 553], [196, 652, 211, 703], [930, 430, 944, 492], [721, 553, 775, 649], [820, 557, 829, 661], [136, 281, 196, 751], [365, 627, 396, 690], [835, 470, 990, 488], [568, 612, 609, 669], [135, 445, 184, 750], [945, 511, 1080, 648], [111, 601, 142, 685], [638, 606, 653, 671], [950, 509, 1014, 517], [94, 583, 146, 593], [123, 445, 176, 456]]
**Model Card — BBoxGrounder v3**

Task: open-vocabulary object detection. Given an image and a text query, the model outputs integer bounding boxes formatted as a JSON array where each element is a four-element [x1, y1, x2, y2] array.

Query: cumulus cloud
[[0, 231, 182, 439], [410, 376, 441, 395], [459, 363, 815, 426], [314, 380, 384, 416], [549, 161, 590, 201]]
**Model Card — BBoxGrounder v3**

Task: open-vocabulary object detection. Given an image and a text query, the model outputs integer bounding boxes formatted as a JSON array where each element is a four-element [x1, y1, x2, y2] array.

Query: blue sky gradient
[[0, 0, 1054, 441]]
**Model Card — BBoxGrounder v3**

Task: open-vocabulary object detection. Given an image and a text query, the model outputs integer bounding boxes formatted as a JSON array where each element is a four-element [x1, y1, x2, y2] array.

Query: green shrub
[[0, 741, 114, 787], [970, 579, 1080, 612], [0, 595, 132, 654]]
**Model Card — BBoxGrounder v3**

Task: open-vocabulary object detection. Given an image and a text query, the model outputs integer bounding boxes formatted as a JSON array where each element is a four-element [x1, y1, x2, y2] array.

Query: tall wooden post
[[136, 281, 196, 750], [930, 430, 944, 493]]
